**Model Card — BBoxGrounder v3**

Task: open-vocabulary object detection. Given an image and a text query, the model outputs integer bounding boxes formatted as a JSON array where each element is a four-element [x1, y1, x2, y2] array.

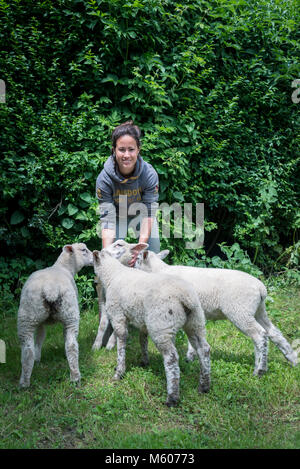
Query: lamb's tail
[[259, 282, 267, 302], [181, 289, 205, 323], [41, 282, 60, 303]]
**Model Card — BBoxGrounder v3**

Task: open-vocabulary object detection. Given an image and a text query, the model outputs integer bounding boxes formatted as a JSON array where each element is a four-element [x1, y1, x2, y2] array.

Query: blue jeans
[[115, 215, 160, 253]]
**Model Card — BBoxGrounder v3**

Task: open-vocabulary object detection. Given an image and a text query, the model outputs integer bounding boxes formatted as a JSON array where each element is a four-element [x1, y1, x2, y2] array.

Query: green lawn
[[0, 285, 299, 449]]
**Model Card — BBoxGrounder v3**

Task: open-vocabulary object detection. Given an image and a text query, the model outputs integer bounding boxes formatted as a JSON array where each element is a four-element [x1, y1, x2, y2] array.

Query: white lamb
[[96, 240, 298, 376], [17, 243, 93, 388], [93, 248, 211, 407]]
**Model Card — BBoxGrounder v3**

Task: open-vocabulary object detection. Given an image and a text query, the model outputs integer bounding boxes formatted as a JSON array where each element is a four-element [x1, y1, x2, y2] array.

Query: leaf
[[173, 191, 184, 201], [75, 211, 88, 221], [98, 97, 112, 104], [58, 205, 67, 216], [21, 227, 30, 238], [156, 165, 167, 175], [80, 192, 94, 204], [100, 74, 119, 86], [61, 218, 74, 229], [10, 211, 25, 225], [67, 204, 79, 216], [128, 31, 137, 39]]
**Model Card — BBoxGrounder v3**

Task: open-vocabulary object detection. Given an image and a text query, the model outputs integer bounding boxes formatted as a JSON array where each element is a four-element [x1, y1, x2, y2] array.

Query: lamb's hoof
[[92, 342, 101, 351], [287, 347, 299, 366], [165, 395, 179, 407], [199, 384, 210, 394], [185, 353, 196, 363], [112, 374, 122, 382], [70, 374, 81, 386], [139, 360, 149, 368], [19, 381, 30, 389], [70, 380, 81, 388], [253, 368, 267, 377], [106, 342, 116, 351]]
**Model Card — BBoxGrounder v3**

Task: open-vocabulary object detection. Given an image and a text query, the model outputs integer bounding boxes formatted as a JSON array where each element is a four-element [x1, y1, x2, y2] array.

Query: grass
[[0, 284, 299, 449]]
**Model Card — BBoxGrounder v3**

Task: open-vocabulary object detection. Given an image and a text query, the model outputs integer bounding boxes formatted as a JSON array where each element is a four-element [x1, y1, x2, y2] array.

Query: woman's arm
[[138, 216, 154, 244], [101, 228, 116, 248]]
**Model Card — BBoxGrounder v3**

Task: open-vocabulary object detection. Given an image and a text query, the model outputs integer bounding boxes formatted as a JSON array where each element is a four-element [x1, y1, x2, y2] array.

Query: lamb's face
[[105, 240, 129, 261], [92, 249, 104, 275], [63, 243, 94, 271], [138, 249, 170, 272], [138, 250, 155, 272], [75, 243, 94, 267], [105, 240, 148, 267]]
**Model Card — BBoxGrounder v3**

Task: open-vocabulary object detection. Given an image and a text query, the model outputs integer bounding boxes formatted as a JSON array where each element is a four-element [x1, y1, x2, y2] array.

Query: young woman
[[96, 120, 160, 265]]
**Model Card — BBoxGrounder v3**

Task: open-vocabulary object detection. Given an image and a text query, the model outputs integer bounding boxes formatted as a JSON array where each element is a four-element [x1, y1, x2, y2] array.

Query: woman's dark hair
[[111, 120, 142, 149]]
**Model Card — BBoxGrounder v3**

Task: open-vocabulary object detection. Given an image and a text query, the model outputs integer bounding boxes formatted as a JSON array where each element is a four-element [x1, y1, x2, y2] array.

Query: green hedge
[[0, 0, 299, 295]]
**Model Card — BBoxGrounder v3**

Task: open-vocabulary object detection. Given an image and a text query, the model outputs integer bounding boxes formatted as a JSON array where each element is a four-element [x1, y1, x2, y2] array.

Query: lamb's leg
[[92, 306, 113, 350], [185, 330, 211, 393], [152, 337, 180, 407], [186, 340, 196, 362], [227, 313, 269, 376], [63, 324, 81, 385], [106, 331, 117, 351], [139, 330, 149, 367], [183, 310, 211, 393], [256, 302, 298, 366], [95, 277, 102, 323], [112, 319, 128, 380], [19, 329, 35, 388], [35, 324, 46, 362], [92, 305, 108, 350]]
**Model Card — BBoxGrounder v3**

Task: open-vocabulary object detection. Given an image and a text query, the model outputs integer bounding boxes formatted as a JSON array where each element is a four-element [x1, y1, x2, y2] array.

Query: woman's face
[[114, 135, 139, 176]]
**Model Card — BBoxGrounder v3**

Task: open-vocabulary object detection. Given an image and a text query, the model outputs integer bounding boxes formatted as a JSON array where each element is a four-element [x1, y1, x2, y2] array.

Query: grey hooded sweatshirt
[[96, 155, 159, 230]]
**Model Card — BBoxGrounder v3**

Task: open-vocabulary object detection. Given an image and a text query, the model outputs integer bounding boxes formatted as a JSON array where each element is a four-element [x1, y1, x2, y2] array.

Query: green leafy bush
[[0, 0, 299, 301]]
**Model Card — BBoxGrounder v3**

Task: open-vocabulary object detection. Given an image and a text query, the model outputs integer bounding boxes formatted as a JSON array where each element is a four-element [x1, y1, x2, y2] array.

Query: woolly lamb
[[99, 240, 298, 376], [93, 248, 210, 407], [17, 243, 93, 388]]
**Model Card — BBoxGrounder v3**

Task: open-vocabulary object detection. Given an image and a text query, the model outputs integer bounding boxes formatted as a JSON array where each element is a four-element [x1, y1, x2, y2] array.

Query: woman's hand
[[128, 250, 139, 267]]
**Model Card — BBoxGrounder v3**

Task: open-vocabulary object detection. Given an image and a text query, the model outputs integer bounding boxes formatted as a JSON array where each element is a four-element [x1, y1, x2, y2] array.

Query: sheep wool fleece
[[17, 243, 93, 388], [93, 249, 211, 407]]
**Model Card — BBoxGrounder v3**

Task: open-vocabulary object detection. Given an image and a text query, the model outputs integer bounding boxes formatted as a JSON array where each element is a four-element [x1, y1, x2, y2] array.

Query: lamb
[[17, 243, 93, 388], [93, 248, 211, 407], [97, 240, 298, 376]]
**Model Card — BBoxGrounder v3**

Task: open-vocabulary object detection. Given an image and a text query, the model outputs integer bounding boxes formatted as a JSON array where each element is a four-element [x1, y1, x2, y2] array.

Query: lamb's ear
[[63, 245, 73, 253], [143, 251, 150, 260], [157, 250, 169, 260], [130, 242, 149, 254], [93, 250, 100, 263]]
